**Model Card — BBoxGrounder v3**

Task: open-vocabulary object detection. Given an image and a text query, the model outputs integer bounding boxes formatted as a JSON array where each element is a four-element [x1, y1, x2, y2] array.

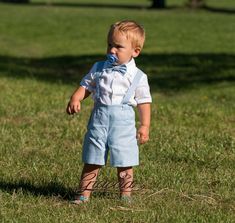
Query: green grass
[[0, 0, 235, 222]]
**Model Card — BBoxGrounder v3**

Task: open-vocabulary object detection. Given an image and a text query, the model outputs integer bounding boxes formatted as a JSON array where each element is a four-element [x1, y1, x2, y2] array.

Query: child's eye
[[107, 43, 123, 49], [116, 45, 123, 49]]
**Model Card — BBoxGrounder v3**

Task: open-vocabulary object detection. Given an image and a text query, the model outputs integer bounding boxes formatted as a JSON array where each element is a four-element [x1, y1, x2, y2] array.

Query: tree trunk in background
[[187, 0, 205, 8], [151, 0, 165, 9]]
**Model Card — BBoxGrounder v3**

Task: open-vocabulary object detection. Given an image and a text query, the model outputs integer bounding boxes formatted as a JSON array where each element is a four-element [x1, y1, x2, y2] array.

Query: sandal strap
[[79, 195, 89, 202], [120, 195, 132, 203]]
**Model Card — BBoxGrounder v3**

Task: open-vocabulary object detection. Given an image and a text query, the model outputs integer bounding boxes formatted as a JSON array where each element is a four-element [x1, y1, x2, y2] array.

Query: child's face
[[107, 31, 140, 65]]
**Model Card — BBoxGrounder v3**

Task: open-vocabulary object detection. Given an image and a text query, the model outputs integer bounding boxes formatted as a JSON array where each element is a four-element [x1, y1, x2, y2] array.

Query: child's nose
[[110, 47, 117, 54]]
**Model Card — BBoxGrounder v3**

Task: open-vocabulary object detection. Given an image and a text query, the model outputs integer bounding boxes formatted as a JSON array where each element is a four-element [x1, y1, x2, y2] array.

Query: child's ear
[[132, 47, 141, 58]]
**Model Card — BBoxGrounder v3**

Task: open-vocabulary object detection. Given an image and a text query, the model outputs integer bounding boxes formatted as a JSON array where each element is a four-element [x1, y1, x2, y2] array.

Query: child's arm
[[66, 86, 90, 115], [137, 103, 151, 144]]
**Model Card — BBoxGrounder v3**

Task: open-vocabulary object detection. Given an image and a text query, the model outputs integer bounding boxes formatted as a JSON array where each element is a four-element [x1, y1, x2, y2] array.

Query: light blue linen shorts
[[82, 103, 139, 167]]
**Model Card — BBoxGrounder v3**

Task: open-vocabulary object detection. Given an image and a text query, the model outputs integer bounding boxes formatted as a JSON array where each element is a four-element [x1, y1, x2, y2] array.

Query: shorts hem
[[110, 162, 139, 167], [82, 160, 105, 166]]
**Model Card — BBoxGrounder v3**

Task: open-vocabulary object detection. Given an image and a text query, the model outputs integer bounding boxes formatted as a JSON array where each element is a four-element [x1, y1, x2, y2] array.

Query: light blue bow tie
[[106, 54, 127, 75], [106, 64, 127, 75]]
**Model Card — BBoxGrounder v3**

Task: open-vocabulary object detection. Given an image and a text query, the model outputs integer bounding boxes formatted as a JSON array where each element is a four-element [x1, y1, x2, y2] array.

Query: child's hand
[[137, 125, 149, 144], [66, 99, 81, 115]]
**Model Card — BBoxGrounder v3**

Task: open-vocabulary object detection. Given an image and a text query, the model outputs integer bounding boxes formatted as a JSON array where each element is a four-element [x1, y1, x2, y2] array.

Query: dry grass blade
[[193, 194, 217, 205], [143, 188, 170, 200], [179, 192, 196, 201]]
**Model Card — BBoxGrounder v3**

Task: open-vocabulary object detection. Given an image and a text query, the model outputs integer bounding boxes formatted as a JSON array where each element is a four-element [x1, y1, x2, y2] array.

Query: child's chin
[[116, 60, 125, 65]]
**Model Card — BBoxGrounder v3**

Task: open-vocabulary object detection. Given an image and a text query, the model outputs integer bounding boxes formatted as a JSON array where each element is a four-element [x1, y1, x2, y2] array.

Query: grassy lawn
[[0, 0, 235, 222]]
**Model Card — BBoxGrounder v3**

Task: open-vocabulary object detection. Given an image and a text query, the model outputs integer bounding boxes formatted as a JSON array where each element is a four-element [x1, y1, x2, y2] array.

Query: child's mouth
[[107, 54, 118, 65]]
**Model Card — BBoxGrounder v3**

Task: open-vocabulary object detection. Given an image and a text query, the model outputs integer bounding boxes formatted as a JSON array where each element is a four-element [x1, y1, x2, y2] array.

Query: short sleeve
[[80, 62, 98, 92], [134, 73, 152, 104]]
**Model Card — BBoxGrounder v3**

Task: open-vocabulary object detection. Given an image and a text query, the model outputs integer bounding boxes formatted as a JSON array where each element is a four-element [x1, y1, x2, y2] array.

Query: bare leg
[[76, 164, 101, 201], [117, 166, 133, 197]]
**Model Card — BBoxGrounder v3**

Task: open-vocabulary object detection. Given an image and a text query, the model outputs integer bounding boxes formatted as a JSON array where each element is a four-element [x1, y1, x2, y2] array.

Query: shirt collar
[[124, 58, 137, 77], [104, 57, 137, 76]]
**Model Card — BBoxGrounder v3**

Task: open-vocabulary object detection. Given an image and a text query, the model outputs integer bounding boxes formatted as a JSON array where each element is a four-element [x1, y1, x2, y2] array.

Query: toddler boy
[[67, 20, 152, 204]]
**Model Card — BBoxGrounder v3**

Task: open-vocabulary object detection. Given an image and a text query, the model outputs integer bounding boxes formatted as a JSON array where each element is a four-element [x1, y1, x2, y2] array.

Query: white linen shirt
[[80, 58, 152, 106]]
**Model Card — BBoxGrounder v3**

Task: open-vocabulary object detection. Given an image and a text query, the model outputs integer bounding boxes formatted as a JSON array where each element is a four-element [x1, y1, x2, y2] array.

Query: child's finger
[[137, 133, 144, 144], [74, 105, 80, 113], [140, 134, 149, 144], [67, 105, 72, 114]]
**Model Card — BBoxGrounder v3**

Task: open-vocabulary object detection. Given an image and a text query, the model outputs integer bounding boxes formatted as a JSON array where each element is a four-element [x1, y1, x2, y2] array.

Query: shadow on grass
[[202, 5, 235, 15], [1, 1, 235, 14], [0, 0, 181, 10], [0, 0, 151, 10], [0, 179, 75, 200], [0, 179, 120, 200], [0, 53, 234, 92]]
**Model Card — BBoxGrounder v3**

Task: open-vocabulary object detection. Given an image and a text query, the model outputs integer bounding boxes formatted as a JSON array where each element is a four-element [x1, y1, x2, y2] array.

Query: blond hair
[[108, 20, 145, 50]]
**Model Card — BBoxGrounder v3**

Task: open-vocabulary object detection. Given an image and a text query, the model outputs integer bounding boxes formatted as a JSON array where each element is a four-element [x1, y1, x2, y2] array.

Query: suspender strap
[[121, 69, 143, 104]]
